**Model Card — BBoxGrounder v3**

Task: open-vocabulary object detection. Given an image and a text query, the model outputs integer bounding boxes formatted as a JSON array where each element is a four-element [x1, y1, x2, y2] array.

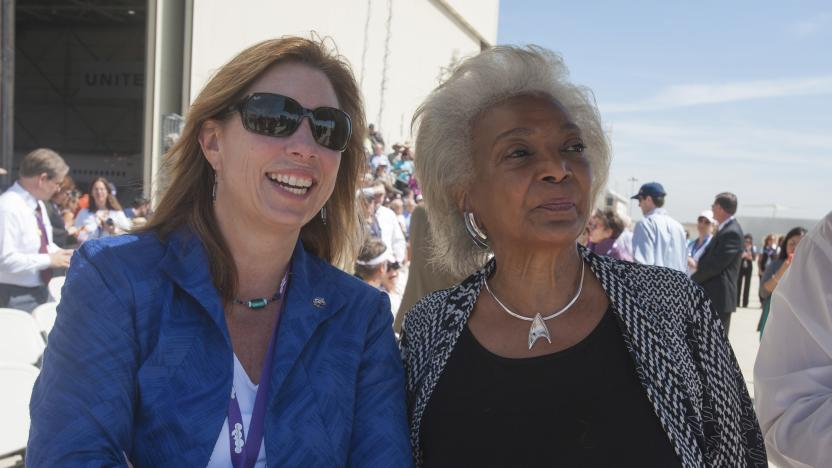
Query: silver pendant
[[528, 313, 552, 349]]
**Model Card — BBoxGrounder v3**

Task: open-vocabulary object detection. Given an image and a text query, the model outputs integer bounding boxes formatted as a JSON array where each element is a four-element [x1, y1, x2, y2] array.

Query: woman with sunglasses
[[28, 37, 411, 467], [586, 208, 632, 261], [686, 209, 716, 276]]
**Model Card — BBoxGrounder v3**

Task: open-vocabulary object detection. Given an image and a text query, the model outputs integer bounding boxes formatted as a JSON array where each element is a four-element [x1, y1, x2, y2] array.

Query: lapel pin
[[312, 297, 326, 309]]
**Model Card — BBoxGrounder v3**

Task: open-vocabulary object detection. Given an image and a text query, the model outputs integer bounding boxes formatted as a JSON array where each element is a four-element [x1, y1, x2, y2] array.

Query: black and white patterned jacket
[[400, 246, 767, 467]]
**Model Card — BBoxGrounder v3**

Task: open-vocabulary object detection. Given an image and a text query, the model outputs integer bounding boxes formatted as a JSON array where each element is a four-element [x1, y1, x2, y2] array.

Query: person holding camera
[[73, 176, 131, 242]]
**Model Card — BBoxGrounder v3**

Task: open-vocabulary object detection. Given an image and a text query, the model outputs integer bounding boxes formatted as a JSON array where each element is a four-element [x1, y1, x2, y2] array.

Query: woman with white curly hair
[[399, 45, 766, 467]]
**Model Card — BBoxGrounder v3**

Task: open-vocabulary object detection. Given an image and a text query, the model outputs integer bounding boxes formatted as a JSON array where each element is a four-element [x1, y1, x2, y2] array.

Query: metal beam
[[0, 0, 14, 181], [429, 0, 491, 49]]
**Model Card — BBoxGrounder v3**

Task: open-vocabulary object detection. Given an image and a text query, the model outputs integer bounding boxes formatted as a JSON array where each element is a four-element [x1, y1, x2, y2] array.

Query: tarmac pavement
[[726, 271, 764, 401]]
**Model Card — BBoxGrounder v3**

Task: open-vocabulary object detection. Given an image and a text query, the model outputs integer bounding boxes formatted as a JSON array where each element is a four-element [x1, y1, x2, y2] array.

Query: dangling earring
[[212, 172, 218, 202], [320, 205, 328, 225], [463, 211, 488, 249]]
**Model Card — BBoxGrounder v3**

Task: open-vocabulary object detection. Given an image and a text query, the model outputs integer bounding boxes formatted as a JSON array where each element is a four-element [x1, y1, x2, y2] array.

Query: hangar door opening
[[14, 0, 147, 204]]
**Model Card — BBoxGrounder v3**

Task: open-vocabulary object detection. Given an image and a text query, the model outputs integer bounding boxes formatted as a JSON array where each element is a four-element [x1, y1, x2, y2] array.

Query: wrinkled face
[[466, 95, 592, 250], [203, 62, 342, 232], [91, 181, 109, 209]]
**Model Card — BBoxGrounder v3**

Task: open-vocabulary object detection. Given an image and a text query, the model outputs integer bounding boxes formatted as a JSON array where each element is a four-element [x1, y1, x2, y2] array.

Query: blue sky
[[498, 0, 831, 223]]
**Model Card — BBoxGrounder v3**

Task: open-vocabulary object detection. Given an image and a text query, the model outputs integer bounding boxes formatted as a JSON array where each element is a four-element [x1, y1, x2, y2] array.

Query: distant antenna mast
[[359, 0, 372, 89], [377, 0, 394, 129]]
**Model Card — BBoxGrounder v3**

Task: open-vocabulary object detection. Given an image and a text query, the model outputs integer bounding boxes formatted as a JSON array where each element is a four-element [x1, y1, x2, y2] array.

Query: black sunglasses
[[228, 92, 352, 152]]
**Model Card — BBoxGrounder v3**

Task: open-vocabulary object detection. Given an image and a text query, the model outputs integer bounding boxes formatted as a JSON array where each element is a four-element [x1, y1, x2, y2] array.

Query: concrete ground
[[726, 270, 764, 401], [724, 271, 780, 467]]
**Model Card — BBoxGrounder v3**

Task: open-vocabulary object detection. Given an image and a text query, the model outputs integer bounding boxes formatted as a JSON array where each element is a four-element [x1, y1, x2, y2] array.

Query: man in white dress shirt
[[754, 210, 832, 468], [367, 182, 407, 264], [0, 148, 73, 310], [630, 182, 688, 272]]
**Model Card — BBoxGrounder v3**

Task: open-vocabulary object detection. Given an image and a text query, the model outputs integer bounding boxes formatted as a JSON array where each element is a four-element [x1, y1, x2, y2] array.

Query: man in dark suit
[[692, 192, 744, 335]]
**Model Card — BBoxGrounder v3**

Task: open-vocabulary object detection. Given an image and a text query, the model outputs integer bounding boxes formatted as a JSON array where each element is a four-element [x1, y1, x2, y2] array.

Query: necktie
[[34, 204, 52, 285]]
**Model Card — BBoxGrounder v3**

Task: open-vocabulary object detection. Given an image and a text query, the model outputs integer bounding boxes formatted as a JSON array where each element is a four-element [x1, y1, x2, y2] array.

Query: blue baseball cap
[[631, 182, 666, 200]]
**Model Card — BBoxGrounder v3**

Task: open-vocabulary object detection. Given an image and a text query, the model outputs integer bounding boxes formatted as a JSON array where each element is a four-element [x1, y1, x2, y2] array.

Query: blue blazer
[[27, 229, 412, 467]]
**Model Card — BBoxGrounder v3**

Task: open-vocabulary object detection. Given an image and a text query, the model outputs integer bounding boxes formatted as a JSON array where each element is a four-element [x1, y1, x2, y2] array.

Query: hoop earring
[[320, 205, 327, 225], [212, 172, 218, 202], [463, 211, 488, 249]]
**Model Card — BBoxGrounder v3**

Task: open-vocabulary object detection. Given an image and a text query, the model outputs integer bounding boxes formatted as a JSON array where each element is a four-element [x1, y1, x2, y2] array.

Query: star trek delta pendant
[[528, 313, 552, 349]]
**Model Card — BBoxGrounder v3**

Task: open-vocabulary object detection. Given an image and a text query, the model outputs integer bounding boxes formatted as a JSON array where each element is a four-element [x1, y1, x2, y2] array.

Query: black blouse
[[420, 308, 682, 468]]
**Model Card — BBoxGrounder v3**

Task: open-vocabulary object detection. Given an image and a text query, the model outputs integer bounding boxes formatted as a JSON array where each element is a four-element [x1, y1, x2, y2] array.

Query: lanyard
[[691, 236, 710, 257], [227, 272, 289, 468]]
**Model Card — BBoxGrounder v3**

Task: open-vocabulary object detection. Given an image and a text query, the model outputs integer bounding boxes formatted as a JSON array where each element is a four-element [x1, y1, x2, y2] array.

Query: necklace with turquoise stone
[[233, 274, 288, 310]]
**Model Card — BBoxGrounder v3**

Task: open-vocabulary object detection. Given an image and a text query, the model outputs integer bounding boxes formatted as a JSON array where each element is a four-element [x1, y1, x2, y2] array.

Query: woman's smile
[[265, 170, 316, 197]]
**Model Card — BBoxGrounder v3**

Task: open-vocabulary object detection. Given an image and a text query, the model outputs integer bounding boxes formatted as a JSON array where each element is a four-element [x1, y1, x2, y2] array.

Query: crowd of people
[[2, 36, 828, 467], [572, 181, 810, 339], [0, 149, 153, 311]]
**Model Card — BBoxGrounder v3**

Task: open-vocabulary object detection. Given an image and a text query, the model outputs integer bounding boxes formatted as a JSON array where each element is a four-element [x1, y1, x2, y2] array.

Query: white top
[[631, 208, 688, 272], [753, 210, 832, 468], [74, 208, 132, 242], [207, 354, 267, 468], [0, 182, 58, 287], [374, 205, 407, 263], [616, 229, 634, 259]]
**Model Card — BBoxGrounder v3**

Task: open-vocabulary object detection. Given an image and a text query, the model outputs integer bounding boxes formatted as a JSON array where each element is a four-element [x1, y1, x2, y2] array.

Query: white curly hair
[[413, 45, 611, 278]]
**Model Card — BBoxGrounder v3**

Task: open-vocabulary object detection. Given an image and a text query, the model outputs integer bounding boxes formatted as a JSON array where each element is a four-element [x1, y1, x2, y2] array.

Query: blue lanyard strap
[[227, 271, 289, 468]]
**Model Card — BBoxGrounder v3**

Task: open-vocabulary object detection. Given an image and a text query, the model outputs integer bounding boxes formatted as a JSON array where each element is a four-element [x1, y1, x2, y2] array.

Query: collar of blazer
[[158, 227, 343, 411], [408, 245, 705, 466]]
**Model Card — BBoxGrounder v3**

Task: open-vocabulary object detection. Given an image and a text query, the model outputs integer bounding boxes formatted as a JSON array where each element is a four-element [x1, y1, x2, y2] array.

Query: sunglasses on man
[[227, 92, 352, 151]]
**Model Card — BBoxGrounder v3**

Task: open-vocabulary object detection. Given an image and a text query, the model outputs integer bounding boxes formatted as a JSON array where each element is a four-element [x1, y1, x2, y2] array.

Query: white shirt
[[631, 208, 688, 272], [74, 208, 132, 242], [374, 205, 407, 263], [207, 354, 267, 467], [717, 215, 736, 232], [616, 229, 634, 259], [0, 182, 58, 287], [754, 210, 832, 468]]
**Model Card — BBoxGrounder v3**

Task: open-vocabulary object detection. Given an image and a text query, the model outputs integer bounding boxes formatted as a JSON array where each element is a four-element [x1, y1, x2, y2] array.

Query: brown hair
[[139, 36, 367, 304], [354, 238, 387, 280], [59, 175, 76, 193], [714, 192, 738, 215], [88, 177, 123, 211], [594, 208, 626, 239]]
